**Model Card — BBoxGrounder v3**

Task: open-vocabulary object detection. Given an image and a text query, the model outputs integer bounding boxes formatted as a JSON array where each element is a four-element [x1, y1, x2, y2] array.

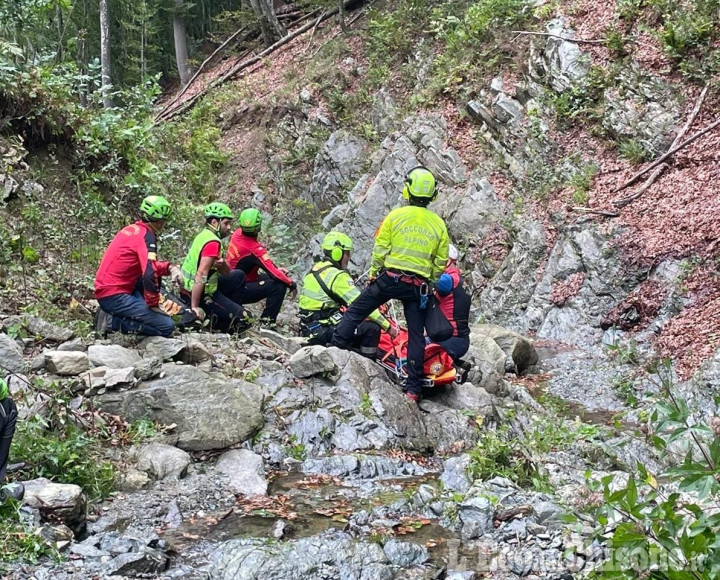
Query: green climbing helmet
[[239, 208, 262, 234], [402, 166, 437, 200], [322, 231, 353, 262], [322, 231, 354, 253], [140, 195, 172, 221], [204, 202, 234, 220]]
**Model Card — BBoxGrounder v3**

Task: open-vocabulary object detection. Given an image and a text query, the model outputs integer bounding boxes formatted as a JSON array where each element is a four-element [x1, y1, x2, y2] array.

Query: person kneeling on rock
[[298, 231, 398, 357], [432, 244, 472, 382]]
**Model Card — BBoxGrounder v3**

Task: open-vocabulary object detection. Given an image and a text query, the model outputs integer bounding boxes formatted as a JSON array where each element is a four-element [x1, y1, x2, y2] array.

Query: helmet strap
[[147, 220, 164, 234]]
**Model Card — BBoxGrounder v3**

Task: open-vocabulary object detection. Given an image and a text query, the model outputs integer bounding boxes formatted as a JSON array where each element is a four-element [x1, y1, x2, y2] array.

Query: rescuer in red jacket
[[435, 244, 471, 362], [94, 195, 183, 338], [226, 208, 296, 327]]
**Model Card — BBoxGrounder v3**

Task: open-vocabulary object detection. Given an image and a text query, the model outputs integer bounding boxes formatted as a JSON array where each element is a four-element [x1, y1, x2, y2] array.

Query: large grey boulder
[[289, 345, 337, 378], [97, 365, 263, 451], [459, 496, 495, 540], [44, 351, 89, 376], [209, 530, 391, 580], [138, 336, 186, 361], [471, 324, 538, 373], [3, 315, 74, 343], [0, 333, 24, 373], [136, 443, 191, 480], [467, 334, 506, 375], [440, 454, 473, 494], [421, 383, 496, 451], [57, 337, 86, 352], [267, 348, 493, 455], [88, 344, 142, 369], [23, 478, 86, 533], [103, 367, 136, 389], [215, 449, 268, 496], [383, 539, 428, 567]]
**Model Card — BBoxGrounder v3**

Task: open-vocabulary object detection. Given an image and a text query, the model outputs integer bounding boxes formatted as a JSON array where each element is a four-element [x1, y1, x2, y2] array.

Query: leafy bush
[[617, 138, 652, 164], [0, 499, 59, 568], [10, 380, 115, 501], [589, 360, 720, 578]]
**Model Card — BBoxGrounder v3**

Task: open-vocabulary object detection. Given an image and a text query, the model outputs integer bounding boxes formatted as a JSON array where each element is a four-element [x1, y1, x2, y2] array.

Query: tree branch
[[511, 30, 606, 45], [613, 85, 709, 205], [613, 114, 720, 193], [571, 206, 620, 217]]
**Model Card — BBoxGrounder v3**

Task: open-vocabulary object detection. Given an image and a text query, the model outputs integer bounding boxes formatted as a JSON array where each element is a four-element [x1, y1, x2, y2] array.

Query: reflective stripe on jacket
[[227, 231, 293, 285], [299, 261, 389, 329], [370, 206, 449, 281], [181, 228, 222, 295]]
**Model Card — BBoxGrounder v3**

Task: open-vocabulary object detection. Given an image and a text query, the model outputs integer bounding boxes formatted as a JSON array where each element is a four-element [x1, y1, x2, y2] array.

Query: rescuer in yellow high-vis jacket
[[299, 231, 396, 357], [332, 166, 449, 403]]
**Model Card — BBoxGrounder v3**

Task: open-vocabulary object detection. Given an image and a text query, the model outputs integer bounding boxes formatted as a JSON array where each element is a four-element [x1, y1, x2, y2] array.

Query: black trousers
[[306, 320, 381, 355], [0, 398, 18, 484], [241, 274, 288, 323], [205, 270, 249, 332], [332, 273, 427, 395]]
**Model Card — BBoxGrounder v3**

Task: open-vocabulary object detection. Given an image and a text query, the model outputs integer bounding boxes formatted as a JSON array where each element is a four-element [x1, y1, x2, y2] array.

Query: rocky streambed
[[0, 316, 672, 580]]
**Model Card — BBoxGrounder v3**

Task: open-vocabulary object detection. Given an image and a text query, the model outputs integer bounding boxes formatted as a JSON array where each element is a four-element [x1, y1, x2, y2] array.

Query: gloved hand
[[288, 281, 298, 299], [169, 265, 184, 287]]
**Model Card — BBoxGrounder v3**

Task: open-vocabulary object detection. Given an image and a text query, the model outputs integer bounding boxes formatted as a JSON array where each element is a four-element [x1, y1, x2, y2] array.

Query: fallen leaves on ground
[[236, 494, 298, 520]]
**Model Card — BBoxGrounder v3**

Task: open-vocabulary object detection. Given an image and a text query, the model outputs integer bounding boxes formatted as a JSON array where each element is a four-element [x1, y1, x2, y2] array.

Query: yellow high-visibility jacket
[[370, 205, 449, 281], [299, 261, 390, 329]]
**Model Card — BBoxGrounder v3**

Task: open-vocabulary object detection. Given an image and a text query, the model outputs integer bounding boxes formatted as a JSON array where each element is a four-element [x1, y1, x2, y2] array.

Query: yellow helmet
[[322, 231, 353, 262], [402, 166, 437, 200]]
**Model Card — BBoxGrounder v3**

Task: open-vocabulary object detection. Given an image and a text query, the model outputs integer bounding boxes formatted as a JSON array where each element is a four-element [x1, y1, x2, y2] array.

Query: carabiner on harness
[[419, 282, 429, 310]]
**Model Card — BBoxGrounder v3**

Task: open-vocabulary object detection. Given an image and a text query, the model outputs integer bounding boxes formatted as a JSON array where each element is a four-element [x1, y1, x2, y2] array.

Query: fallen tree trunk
[[155, 7, 343, 123], [155, 26, 250, 121]]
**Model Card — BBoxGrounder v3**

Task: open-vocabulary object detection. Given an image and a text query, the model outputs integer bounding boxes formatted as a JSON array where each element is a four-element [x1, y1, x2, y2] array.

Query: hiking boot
[[1, 482, 25, 502], [405, 392, 421, 404], [258, 317, 277, 331], [457, 359, 472, 384], [94, 308, 113, 339]]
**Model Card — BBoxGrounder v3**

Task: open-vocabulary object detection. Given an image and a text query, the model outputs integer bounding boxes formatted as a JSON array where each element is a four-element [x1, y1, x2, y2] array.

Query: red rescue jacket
[[226, 231, 293, 286], [437, 265, 471, 338], [94, 221, 170, 307]]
